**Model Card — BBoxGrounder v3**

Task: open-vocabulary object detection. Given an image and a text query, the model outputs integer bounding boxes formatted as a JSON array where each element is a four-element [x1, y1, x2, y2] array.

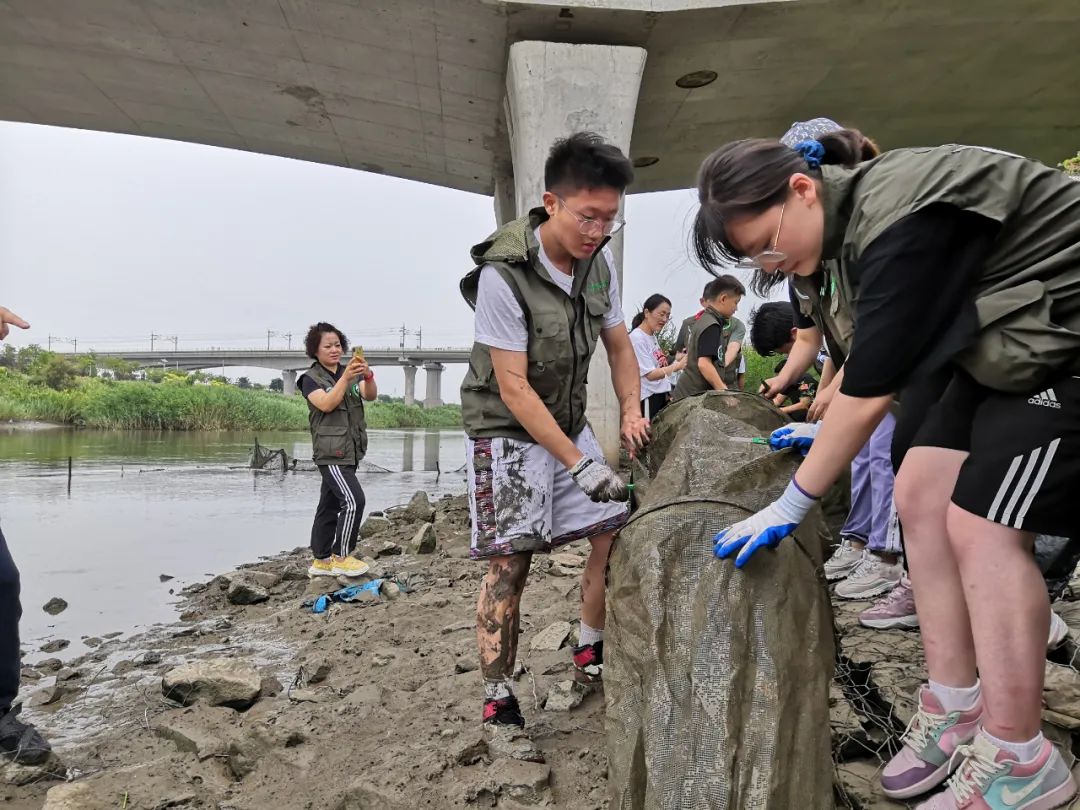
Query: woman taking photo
[[701, 138, 1080, 809], [629, 294, 685, 419], [299, 322, 378, 578]]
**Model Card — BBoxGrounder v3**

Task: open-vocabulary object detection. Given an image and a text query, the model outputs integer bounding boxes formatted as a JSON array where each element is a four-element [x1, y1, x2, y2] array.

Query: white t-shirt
[[629, 327, 672, 397], [474, 227, 624, 351]]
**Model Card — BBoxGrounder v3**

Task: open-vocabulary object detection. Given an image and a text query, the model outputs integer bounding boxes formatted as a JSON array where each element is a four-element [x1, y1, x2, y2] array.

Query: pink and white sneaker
[[881, 686, 984, 799], [915, 730, 1077, 809]]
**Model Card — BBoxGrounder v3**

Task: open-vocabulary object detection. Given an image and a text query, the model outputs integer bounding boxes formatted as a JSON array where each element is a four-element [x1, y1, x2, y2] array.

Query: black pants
[[641, 392, 670, 420], [0, 526, 21, 712], [311, 465, 366, 560]]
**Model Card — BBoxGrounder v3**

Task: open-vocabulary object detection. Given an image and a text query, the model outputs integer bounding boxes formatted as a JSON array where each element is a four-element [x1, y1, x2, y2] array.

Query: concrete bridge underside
[[9, 0, 1079, 455]]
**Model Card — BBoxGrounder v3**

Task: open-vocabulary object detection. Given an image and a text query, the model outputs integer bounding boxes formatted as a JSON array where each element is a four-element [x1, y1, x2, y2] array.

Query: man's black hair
[[544, 132, 634, 194], [749, 301, 796, 356], [703, 275, 745, 301]]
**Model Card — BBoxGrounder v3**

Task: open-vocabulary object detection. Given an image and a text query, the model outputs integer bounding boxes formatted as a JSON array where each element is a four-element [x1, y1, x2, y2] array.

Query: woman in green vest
[[299, 322, 376, 579], [698, 139, 1080, 809]]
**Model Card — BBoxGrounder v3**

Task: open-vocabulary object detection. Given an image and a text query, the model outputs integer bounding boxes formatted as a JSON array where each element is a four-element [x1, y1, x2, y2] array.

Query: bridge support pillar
[[282, 369, 297, 396], [504, 41, 645, 463], [403, 364, 418, 407], [422, 362, 444, 408]]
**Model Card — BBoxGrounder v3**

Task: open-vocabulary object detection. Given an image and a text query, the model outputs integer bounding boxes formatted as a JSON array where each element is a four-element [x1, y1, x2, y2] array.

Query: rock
[[42, 597, 68, 615], [549, 552, 585, 569], [227, 740, 257, 779], [162, 659, 262, 709], [1043, 662, 1080, 727], [287, 688, 324, 704], [543, 680, 585, 712], [20, 666, 41, 682], [381, 581, 401, 600], [454, 657, 478, 674], [360, 515, 392, 538], [246, 570, 281, 589], [30, 681, 70, 706], [159, 573, 174, 582], [304, 656, 332, 684], [530, 621, 571, 652], [40, 639, 69, 654], [371, 652, 394, 667], [469, 761, 552, 805], [153, 715, 228, 760], [82, 637, 102, 648], [483, 724, 545, 764], [37, 658, 63, 673], [139, 651, 163, 666], [227, 577, 269, 605], [260, 675, 284, 697], [401, 490, 436, 523], [56, 668, 80, 682], [419, 593, 449, 609], [2, 753, 64, 786], [376, 541, 403, 558], [449, 730, 489, 766], [409, 523, 437, 554], [112, 660, 136, 677], [41, 780, 97, 808]]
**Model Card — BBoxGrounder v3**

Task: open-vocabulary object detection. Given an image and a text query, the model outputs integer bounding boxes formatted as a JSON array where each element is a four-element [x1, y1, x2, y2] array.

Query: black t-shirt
[[300, 364, 344, 400], [697, 323, 722, 359], [839, 204, 999, 398], [788, 284, 817, 330]]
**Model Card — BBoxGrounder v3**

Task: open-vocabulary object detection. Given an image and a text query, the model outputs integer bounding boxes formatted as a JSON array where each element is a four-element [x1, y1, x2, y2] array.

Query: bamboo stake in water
[[67, 456, 72, 495]]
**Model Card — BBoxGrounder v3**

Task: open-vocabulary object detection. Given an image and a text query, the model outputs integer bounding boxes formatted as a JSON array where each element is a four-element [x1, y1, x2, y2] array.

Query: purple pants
[[841, 413, 901, 553]]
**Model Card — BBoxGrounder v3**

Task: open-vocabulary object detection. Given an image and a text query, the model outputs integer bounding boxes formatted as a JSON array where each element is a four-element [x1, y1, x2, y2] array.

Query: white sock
[[928, 678, 981, 712], [579, 622, 603, 647], [984, 729, 1044, 762], [483, 679, 512, 701]]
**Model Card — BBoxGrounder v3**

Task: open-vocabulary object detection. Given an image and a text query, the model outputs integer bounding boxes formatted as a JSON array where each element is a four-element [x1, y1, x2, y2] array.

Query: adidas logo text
[[1027, 389, 1062, 409]]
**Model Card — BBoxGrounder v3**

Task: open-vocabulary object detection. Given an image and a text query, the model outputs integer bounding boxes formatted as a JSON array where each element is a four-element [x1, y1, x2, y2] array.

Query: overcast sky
[[0, 121, 774, 400]]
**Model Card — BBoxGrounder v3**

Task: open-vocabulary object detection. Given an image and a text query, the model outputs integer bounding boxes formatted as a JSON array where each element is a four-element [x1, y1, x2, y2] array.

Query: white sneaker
[[1048, 608, 1069, 650], [824, 536, 865, 581], [835, 551, 903, 600]]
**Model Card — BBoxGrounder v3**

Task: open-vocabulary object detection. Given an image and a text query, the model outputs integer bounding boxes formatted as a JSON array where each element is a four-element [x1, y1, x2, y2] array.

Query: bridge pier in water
[[403, 364, 418, 407], [499, 41, 645, 463], [282, 369, 297, 397], [423, 362, 444, 408]]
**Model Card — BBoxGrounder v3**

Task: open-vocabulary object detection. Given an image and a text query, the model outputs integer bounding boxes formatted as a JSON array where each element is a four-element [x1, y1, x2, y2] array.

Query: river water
[[0, 427, 467, 660]]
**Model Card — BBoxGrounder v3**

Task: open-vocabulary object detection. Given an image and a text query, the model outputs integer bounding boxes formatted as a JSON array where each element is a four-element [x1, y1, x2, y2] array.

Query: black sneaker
[[572, 640, 604, 684], [482, 694, 525, 728], [0, 705, 51, 765]]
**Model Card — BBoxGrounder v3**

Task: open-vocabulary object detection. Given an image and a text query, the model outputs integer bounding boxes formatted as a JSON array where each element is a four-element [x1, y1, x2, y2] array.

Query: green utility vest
[[460, 208, 614, 441], [672, 308, 729, 402], [303, 362, 368, 465], [790, 261, 854, 366], [817, 145, 1080, 391]]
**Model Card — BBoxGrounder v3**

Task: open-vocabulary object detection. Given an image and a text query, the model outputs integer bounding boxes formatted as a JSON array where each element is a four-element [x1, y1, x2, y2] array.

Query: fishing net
[[248, 438, 292, 472], [605, 392, 836, 809]]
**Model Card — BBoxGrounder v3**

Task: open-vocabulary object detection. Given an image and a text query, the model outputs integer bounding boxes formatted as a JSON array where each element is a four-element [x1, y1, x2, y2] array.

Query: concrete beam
[[422, 361, 444, 408], [282, 369, 297, 397], [403, 364, 418, 407], [504, 40, 645, 463]]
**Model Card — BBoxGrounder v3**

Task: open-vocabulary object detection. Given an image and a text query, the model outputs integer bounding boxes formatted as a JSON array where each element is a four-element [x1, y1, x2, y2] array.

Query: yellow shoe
[[331, 556, 370, 577], [308, 558, 335, 577]]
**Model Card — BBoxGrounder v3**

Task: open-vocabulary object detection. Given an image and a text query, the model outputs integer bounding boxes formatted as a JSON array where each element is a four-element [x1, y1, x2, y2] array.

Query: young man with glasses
[[460, 132, 648, 752]]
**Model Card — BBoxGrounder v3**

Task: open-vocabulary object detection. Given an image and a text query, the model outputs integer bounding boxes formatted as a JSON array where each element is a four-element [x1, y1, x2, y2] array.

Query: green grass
[[0, 370, 461, 431]]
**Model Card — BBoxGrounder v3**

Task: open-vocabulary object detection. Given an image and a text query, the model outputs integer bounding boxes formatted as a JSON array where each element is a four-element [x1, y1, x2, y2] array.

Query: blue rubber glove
[[769, 422, 821, 456], [714, 479, 819, 568]]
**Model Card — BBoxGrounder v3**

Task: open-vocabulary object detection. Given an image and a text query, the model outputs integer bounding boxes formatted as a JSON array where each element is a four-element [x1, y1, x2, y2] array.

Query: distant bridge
[[59, 347, 471, 407]]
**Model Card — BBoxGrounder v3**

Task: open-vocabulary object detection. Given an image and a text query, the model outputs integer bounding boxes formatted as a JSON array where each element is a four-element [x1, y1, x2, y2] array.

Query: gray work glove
[[568, 457, 629, 503]]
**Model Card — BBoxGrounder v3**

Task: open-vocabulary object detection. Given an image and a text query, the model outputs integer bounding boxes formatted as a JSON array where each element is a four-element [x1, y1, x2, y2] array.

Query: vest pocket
[[314, 424, 349, 461]]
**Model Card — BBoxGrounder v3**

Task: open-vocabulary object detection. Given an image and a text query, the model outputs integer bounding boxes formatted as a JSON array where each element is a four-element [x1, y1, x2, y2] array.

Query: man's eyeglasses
[[735, 201, 786, 270], [556, 195, 625, 237]]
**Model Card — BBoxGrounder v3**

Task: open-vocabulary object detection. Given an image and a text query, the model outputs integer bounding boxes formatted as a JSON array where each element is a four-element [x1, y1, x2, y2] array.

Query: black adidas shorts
[[899, 371, 1080, 537]]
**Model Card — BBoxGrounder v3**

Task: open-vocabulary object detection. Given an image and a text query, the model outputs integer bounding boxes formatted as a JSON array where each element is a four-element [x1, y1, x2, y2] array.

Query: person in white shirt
[[629, 294, 686, 419]]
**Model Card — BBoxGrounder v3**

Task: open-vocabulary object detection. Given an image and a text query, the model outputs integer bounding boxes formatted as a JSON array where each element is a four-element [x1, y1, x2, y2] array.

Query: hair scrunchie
[[792, 139, 825, 168]]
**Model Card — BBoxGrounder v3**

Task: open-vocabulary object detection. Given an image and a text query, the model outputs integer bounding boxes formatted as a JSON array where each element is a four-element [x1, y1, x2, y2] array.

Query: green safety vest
[[460, 208, 614, 441], [302, 361, 368, 465], [815, 145, 1080, 391], [672, 307, 729, 402]]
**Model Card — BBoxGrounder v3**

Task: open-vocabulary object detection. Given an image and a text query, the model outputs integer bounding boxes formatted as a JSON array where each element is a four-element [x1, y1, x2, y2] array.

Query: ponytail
[[631, 311, 645, 330]]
